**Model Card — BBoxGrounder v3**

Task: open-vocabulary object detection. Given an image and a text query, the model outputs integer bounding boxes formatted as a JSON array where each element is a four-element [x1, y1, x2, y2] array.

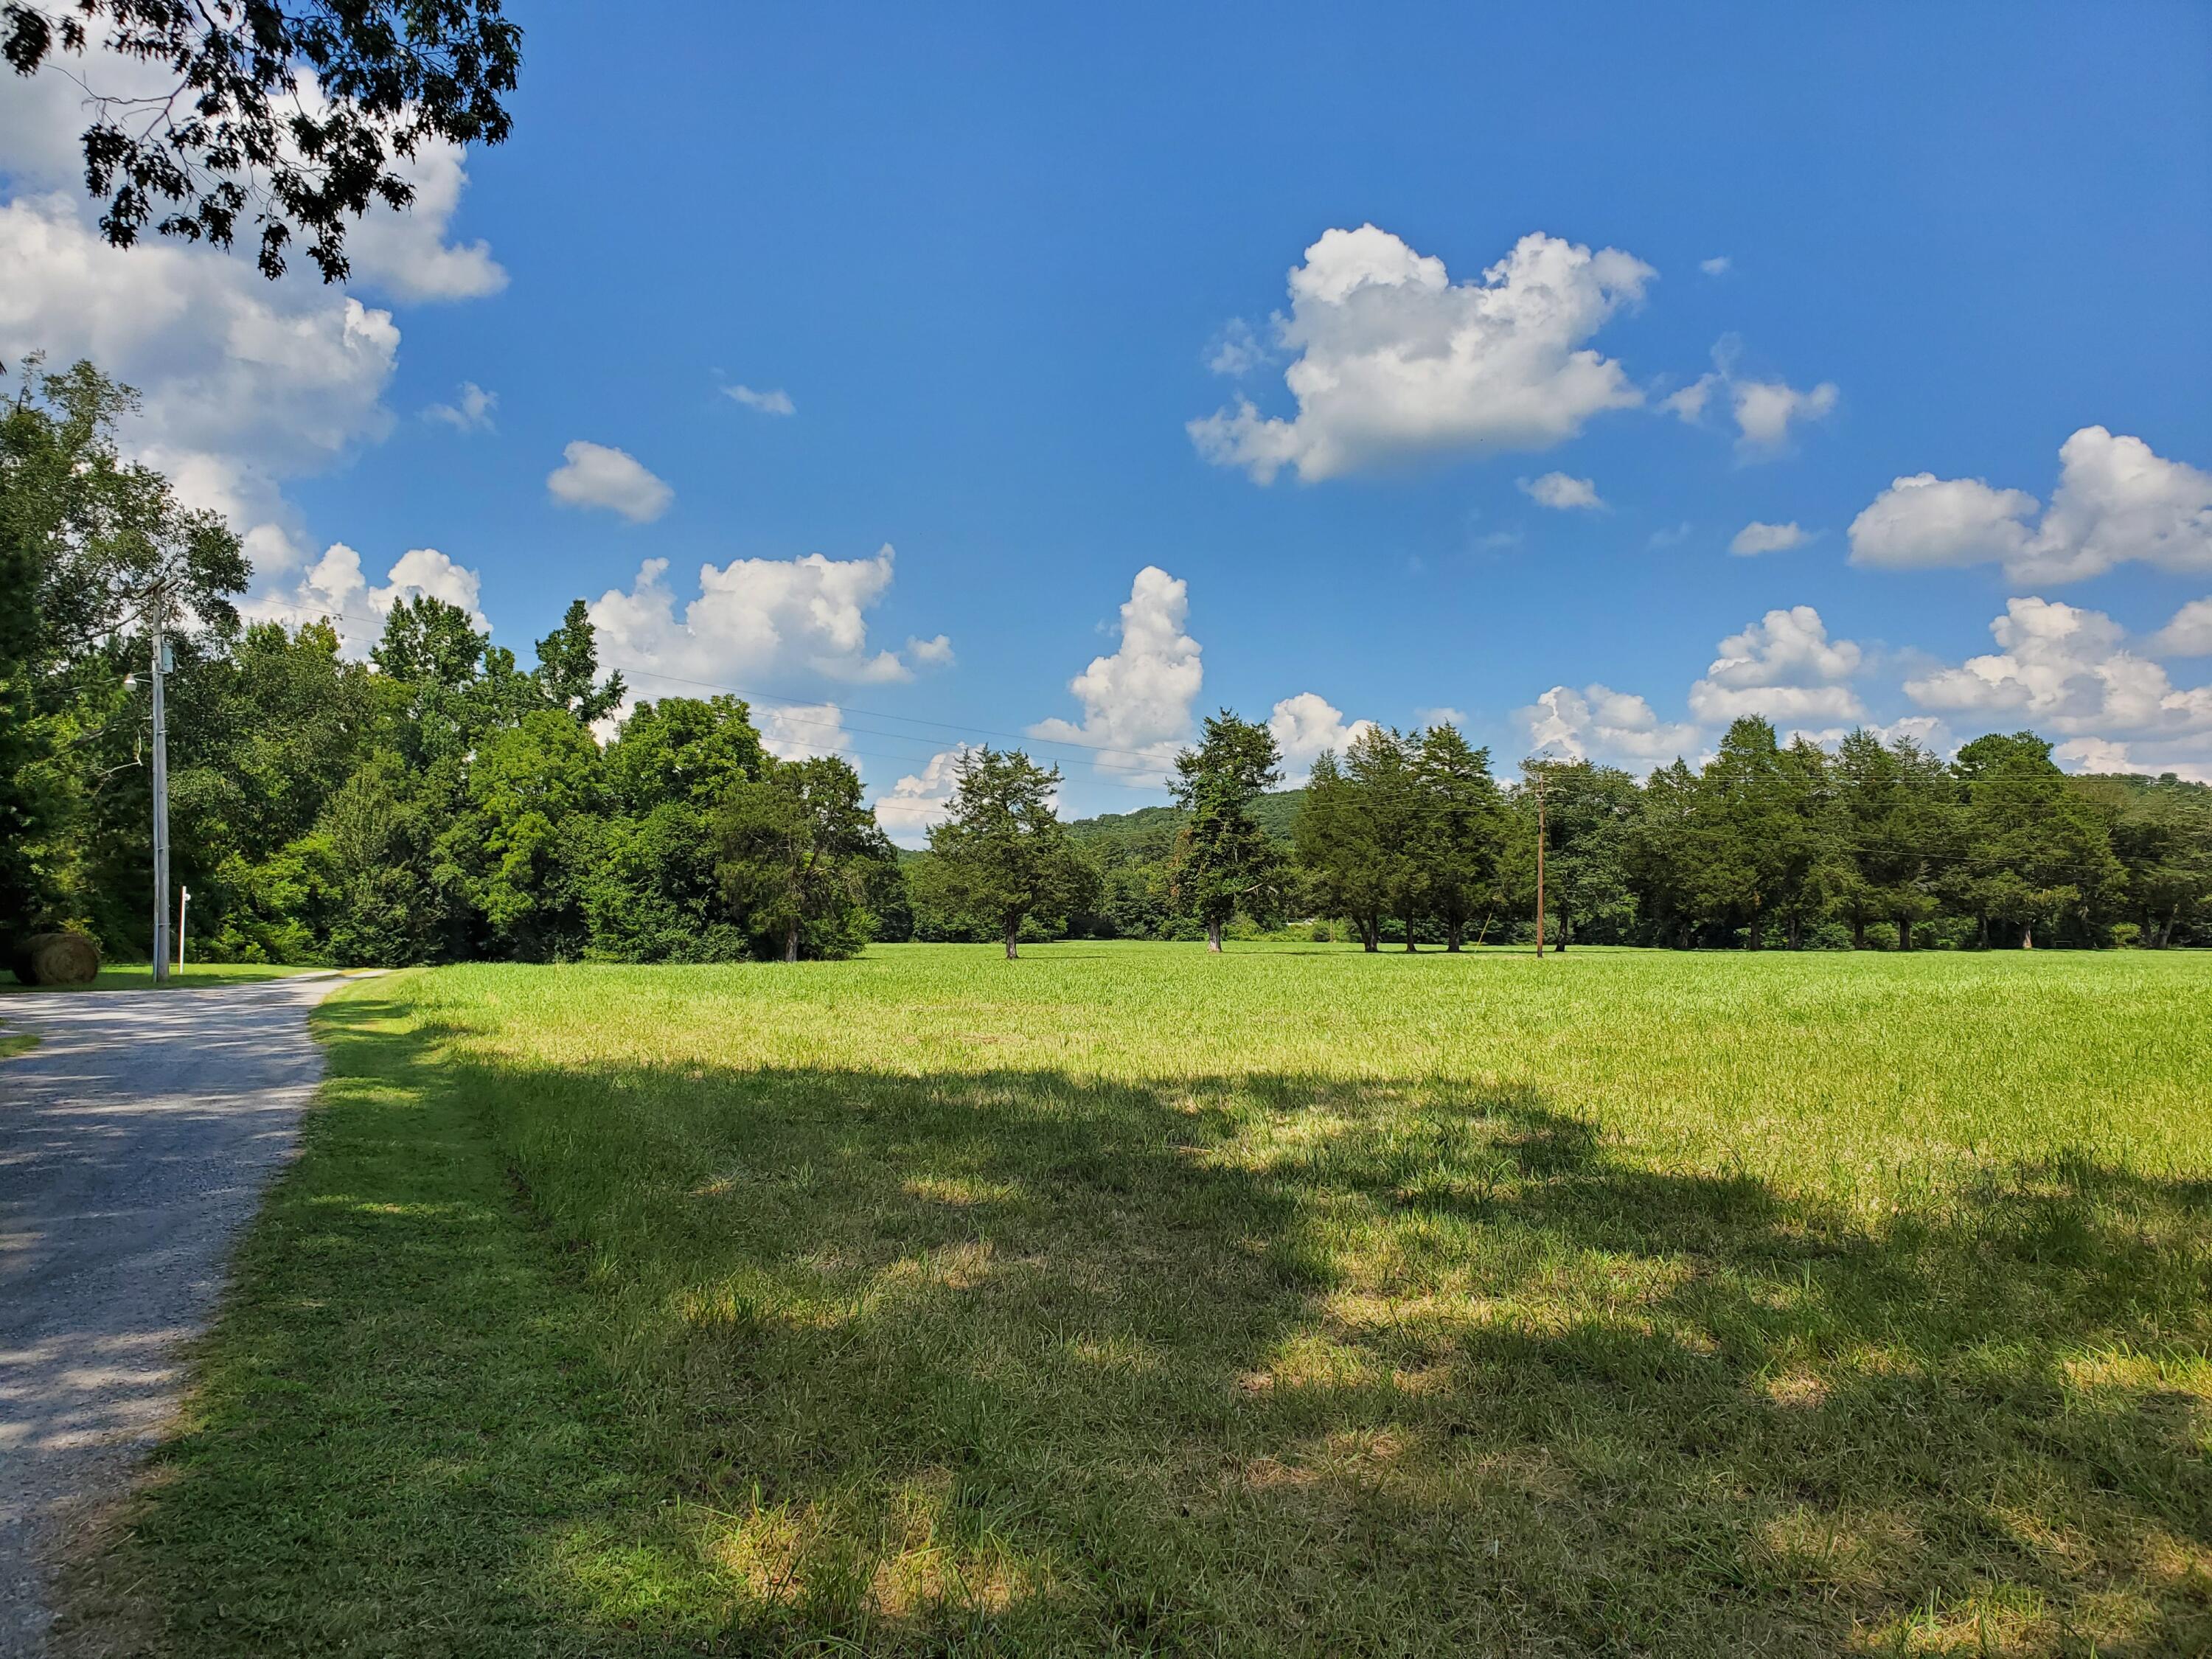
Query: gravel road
[[0, 974, 355, 1656]]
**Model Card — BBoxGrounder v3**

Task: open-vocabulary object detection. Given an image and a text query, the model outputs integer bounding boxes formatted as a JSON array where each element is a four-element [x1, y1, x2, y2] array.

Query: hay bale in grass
[[9, 931, 101, 986]]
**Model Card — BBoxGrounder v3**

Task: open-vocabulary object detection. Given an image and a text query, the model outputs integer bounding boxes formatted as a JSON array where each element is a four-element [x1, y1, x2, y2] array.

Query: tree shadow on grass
[[84, 989, 2212, 1657]]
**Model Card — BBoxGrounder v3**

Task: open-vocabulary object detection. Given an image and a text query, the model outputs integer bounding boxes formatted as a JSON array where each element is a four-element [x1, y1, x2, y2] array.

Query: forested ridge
[[7, 359, 2210, 967]]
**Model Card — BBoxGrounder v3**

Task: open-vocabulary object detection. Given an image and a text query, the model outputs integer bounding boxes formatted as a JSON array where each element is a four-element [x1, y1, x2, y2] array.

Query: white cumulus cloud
[[2149, 598, 2212, 658], [425, 380, 496, 431], [548, 440, 674, 523], [1904, 597, 2212, 741], [246, 542, 487, 655], [1688, 605, 1865, 726], [1663, 339, 1837, 456], [872, 745, 975, 845], [757, 702, 852, 762], [0, 192, 402, 572], [1849, 428, 2212, 582], [725, 384, 796, 416], [1029, 566, 1203, 786], [1730, 521, 1809, 556], [588, 543, 925, 692], [1520, 684, 1700, 767], [1520, 471, 1604, 511], [1267, 692, 1377, 786], [1189, 226, 1654, 483]]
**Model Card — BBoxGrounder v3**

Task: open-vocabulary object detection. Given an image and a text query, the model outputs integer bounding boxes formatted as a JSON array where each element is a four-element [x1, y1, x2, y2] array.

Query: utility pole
[[1533, 764, 1546, 961], [150, 598, 171, 985], [178, 885, 190, 972]]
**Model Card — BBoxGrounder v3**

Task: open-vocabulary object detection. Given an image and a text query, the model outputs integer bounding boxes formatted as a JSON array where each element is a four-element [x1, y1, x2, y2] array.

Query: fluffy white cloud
[[1267, 692, 1377, 786], [2149, 598, 2212, 658], [1699, 256, 1732, 276], [1663, 341, 1837, 456], [907, 633, 956, 667], [757, 702, 852, 761], [341, 139, 507, 302], [245, 542, 487, 654], [1520, 684, 1699, 766], [1520, 471, 1604, 511], [1688, 605, 1865, 725], [2, 61, 504, 585], [425, 380, 496, 431], [1189, 226, 1654, 483], [872, 746, 974, 845], [1849, 428, 2212, 582], [4, 52, 502, 304], [1206, 319, 1268, 378], [548, 441, 674, 523], [1730, 520, 1808, 555], [1029, 566, 1203, 786], [589, 545, 922, 693], [1904, 597, 2212, 739], [0, 192, 403, 569], [726, 384, 796, 416]]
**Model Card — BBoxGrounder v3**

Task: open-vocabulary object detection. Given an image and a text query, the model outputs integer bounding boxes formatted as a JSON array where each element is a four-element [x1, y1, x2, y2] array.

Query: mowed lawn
[[75, 945, 2212, 1656]]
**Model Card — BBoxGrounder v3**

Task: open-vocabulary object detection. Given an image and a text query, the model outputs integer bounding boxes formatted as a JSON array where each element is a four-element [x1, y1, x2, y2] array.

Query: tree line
[[6, 360, 2209, 968]]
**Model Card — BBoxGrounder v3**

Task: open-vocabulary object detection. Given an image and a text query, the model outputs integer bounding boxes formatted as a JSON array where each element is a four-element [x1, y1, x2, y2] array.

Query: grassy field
[[72, 943, 2212, 1656]]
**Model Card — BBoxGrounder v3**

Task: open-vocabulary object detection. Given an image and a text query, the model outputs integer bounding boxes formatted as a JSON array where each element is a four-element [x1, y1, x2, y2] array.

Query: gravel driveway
[[0, 974, 357, 1656]]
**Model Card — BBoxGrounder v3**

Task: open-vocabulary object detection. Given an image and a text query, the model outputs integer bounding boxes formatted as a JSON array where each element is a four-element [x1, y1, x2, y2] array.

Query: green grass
[[1, 961, 324, 994], [77, 943, 2212, 1655], [0, 1028, 38, 1057]]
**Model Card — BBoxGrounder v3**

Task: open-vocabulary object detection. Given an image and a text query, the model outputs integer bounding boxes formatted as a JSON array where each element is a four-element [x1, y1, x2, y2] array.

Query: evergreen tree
[[927, 748, 1096, 959], [1169, 709, 1284, 951], [1413, 724, 1504, 951]]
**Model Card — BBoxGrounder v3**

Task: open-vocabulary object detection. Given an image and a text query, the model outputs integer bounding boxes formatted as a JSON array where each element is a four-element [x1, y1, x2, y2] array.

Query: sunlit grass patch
[[78, 942, 2212, 1655]]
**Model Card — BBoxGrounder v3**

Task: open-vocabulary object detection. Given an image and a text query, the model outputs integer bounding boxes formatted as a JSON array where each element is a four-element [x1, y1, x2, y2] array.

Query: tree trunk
[[1851, 917, 1866, 951], [1361, 915, 1379, 953], [1978, 916, 1990, 950], [1747, 908, 1762, 951], [1557, 911, 1570, 953], [2021, 922, 2034, 950], [1004, 919, 1020, 960], [1403, 914, 1416, 953], [783, 919, 799, 964], [1898, 915, 1912, 952], [1447, 921, 1464, 953], [1206, 919, 1222, 953], [1787, 914, 1802, 950]]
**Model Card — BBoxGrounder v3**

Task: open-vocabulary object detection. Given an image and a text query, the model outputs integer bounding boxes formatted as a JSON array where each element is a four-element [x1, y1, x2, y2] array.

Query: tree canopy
[[4, 0, 522, 281]]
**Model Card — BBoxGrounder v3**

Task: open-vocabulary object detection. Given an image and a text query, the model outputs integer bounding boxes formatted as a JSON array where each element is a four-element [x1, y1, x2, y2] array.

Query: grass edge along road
[[63, 944, 2212, 1656], [0, 963, 327, 995]]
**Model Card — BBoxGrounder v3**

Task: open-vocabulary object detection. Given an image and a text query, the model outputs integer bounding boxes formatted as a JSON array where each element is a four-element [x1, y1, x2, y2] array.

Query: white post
[[151, 611, 171, 986], [177, 885, 189, 972]]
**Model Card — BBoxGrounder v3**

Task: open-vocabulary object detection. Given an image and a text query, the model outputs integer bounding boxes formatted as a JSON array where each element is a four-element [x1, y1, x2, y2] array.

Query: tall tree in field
[[1346, 724, 1425, 949], [1686, 718, 1820, 949], [2096, 777, 2212, 947], [1823, 728, 1952, 948], [1952, 732, 2121, 948], [5, 0, 522, 282], [1170, 709, 1283, 952], [533, 599, 625, 726], [1413, 723, 1503, 950], [928, 748, 1096, 959], [1294, 749, 1385, 950], [716, 756, 894, 962]]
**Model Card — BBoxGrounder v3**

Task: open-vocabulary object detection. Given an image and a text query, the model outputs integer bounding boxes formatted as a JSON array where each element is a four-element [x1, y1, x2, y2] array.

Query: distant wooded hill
[[1064, 788, 1305, 866]]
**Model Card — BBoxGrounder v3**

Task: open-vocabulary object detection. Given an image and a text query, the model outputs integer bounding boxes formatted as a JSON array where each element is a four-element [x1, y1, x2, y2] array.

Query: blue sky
[[4, 1, 2209, 830]]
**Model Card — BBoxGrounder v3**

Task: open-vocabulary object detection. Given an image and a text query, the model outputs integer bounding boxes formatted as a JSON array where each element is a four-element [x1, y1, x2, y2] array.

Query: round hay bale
[[11, 931, 101, 986]]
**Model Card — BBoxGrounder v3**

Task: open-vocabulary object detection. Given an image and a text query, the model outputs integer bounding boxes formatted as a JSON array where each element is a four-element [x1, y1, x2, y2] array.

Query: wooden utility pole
[[1534, 765, 1546, 961], [150, 601, 172, 985]]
